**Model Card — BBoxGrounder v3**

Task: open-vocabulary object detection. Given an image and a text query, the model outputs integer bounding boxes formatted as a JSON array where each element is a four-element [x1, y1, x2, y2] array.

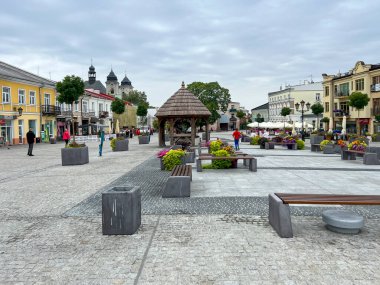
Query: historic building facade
[[322, 61, 380, 134], [268, 82, 323, 128], [0, 61, 58, 145]]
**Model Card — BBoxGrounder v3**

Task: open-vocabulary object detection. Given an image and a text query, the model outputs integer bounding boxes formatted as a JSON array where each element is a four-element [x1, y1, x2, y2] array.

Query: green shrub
[[296, 140, 305, 150], [320, 139, 334, 150], [162, 149, 185, 171], [209, 140, 223, 152], [211, 149, 232, 169], [110, 137, 125, 151], [68, 142, 86, 148], [250, 136, 260, 145]]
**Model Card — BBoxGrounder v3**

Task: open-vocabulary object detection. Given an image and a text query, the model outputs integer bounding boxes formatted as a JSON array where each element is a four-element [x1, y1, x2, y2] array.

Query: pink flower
[[157, 149, 170, 158]]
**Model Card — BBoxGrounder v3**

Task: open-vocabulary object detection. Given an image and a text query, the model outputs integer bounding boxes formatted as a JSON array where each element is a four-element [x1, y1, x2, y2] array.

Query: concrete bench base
[[363, 153, 380, 165], [322, 210, 364, 234], [323, 144, 335, 154], [163, 176, 191, 198], [268, 194, 293, 238], [310, 144, 321, 152]]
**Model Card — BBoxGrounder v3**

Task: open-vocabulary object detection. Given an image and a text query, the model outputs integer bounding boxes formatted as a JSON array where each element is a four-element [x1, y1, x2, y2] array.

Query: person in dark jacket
[[26, 128, 36, 156]]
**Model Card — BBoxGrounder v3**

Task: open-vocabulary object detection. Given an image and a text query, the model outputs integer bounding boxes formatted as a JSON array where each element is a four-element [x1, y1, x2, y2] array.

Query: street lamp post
[[295, 100, 311, 141]]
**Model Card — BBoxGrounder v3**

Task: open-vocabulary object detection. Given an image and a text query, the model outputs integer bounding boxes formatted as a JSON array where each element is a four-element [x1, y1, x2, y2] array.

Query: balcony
[[60, 110, 72, 117], [99, 111, 109, 118], [334, 91, 350, 98], [371, 84, 380, 92], [41, 105, 61, 115], [82, 109, 96, 118], [333, 110, 350, 117]]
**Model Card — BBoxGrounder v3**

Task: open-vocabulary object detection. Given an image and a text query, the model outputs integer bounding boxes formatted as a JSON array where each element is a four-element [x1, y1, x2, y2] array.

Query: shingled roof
[[155, 82, 211, 118]]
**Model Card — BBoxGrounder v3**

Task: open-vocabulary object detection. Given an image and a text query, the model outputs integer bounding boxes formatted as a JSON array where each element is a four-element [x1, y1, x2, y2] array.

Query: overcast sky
[[1, 0, 379, 109]]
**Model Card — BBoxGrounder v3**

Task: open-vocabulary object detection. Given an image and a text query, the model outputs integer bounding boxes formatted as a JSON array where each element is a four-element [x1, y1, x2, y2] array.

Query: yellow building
[[0, 61, 58, 145], [322, 61, 380, 134]]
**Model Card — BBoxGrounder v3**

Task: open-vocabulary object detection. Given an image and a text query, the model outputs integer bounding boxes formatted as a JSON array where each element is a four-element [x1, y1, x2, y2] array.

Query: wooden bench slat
[[275, 193, 380, 205], [171, 165, 192, 176]]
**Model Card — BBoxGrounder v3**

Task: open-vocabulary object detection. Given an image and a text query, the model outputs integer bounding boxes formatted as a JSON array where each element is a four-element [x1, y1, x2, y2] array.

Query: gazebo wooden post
[[191, 117, 196, 146], [158, 119, 163, 147], [169, 118, 175, 146], [205, 121, 210, 142]]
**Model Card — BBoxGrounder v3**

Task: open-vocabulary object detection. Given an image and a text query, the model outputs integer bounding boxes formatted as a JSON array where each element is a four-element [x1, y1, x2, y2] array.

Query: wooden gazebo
[[155, 82, 211, 147]]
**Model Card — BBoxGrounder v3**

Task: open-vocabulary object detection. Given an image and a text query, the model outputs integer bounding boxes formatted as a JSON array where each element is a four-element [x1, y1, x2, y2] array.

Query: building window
[[18, 89, 25, 104], [355, 79, 364, 91], [83, 101, 88, 112], [334, 103, 338, 110], [30, 91, 36, 105], [2, 87, 11, 103], [75, 103, 78, 111], [373, 76, 380, 84], [325, 102, 329, 112], [99, 103, 103, 112], [340, 102, 349, 114], [44, 93, 50, 105], [324, 86, 329, 96], [336, 83, 349, 96], [316, 93, 320, 101]]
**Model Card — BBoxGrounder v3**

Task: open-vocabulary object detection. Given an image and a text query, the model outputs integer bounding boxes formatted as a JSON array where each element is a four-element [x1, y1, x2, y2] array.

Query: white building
[[268, 81, 323, 127]]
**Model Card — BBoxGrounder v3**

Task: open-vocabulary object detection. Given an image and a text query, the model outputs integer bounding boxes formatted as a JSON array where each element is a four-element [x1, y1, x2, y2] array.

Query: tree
[[187, 82, 231, 125], [255, 113, 264, 134], [136, 102, 148, 127], [280, 107, 291, 128], [56, 75, 85, 142], [123, 90, 148, 106], [310, 102, 324, 130], [348, 91, 370, 134], [236, 110, 246, 129], [111, 98, 125, 115]]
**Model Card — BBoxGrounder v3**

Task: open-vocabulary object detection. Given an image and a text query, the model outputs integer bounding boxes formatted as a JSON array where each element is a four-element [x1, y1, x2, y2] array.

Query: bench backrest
[[275, 193, 380, 205]]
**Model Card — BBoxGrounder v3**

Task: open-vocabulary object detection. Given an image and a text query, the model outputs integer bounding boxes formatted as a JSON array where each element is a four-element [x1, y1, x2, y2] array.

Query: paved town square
[[1, 132, 380, 284]]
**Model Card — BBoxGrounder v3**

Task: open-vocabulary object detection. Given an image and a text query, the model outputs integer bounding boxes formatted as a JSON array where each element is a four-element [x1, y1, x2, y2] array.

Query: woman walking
[[63, 129, 70, 146]]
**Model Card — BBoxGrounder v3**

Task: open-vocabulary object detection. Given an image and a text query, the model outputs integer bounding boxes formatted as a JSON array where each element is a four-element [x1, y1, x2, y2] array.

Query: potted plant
[[138, 133, 150, 144], [162, 149, 186, 171], [320, 139, 334, 152], [111, 137, 129, 151], [348, 140, 367, 152], [283, 136, 296, 149], [157, 149, 170, 170], [56, 75, 88, 166], [258, 137, 269, 149], [334, 139, 347, 154]]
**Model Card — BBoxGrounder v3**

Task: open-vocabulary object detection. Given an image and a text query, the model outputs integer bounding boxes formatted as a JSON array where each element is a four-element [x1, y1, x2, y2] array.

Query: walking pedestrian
[[232, 128, 241, 151], [26, 128, 36, 156], [63, 129, 70, 146]]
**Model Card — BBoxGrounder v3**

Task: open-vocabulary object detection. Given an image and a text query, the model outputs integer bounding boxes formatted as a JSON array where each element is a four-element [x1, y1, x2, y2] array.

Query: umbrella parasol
[[328, 117, 333, 133], [115, 119, 120, 134]]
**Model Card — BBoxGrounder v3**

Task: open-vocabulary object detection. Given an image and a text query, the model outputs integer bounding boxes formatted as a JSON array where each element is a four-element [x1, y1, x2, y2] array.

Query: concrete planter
[[61, 146, 89, 166], [138, 135, 150, 144], [265, 142, 275, 149], [310, 135, 324, 145], [50, 138, 56, 144], [114, 139, 129, 151], [184, 152, 195, 163], [159, 157, 165, 170], [102, 186, 141, 235], [323, 144, 335, 154]]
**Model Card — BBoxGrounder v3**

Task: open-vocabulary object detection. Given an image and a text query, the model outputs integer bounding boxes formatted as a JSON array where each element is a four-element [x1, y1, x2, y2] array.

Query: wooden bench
[[341, 149, 380, 165], [163, 165, 192, 198], [269, 193, 380, 238], [196, 155, 257, 172]]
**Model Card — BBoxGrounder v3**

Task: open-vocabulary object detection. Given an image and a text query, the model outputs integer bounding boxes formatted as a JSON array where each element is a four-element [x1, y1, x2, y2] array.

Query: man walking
[[26, 128, 36, 156], [232, 128, 241, 151]]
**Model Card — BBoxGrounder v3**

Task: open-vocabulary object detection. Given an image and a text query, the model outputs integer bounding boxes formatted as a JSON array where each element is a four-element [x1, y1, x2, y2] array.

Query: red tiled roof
[[84, 89, 133, 105]]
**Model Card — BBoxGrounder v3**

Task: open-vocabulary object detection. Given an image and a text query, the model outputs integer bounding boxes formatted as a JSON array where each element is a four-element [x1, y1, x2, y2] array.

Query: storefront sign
[[359, 118, 370, 125]]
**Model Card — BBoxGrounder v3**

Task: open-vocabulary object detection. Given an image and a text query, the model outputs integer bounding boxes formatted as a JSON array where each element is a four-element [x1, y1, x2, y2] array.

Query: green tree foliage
[[122, 90, 148, 106], [280, 107, 291, 117], [348, 92, 370, 115], [111, 98, 125, 114], [321, 117, 330, 123], [311, 102, 324, 129], [236, 110, 245, 119], [56, 75, 85, 142], [187, 82, 231, 124], [348, 91, 370, 134], [137, 102, 148, 126]]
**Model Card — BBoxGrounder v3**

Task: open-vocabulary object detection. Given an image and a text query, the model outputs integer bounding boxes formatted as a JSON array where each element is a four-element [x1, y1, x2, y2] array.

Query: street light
[[17, 107, 23, 116], [295, 100, 311, 141]]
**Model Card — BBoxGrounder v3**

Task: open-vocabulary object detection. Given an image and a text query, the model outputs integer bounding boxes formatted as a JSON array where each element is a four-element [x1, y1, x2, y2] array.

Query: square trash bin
[[102, 186, 141, 235]]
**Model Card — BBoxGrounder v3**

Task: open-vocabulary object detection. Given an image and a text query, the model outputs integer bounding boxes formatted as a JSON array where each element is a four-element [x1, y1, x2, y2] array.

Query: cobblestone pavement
[[1, 133, 380, 284]]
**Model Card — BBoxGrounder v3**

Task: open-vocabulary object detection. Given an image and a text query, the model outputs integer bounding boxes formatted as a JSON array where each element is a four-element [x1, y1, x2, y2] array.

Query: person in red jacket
[[232, 128, 241, 150], [63, 129, 70, 146]]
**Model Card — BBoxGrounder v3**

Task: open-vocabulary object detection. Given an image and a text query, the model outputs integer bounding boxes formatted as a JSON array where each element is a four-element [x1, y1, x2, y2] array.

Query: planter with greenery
[[162, 149, 186, 171], [61, 142, 89, 166], [258, 137, 269, 149], [138, 134, 150, 144], [111, 137, 129, 151], [56, 75, 87, 166], [320, 140, 334, 151]]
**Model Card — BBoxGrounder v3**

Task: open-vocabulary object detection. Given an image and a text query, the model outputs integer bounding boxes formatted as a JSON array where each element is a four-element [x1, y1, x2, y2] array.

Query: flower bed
[[348, 140, 367, 152]]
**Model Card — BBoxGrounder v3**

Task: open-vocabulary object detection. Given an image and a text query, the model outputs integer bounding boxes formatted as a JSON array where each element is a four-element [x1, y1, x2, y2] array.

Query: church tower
[[88, 64, 96, 84], [106, 69, 119, 96], [120, 74, 133, 98]]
